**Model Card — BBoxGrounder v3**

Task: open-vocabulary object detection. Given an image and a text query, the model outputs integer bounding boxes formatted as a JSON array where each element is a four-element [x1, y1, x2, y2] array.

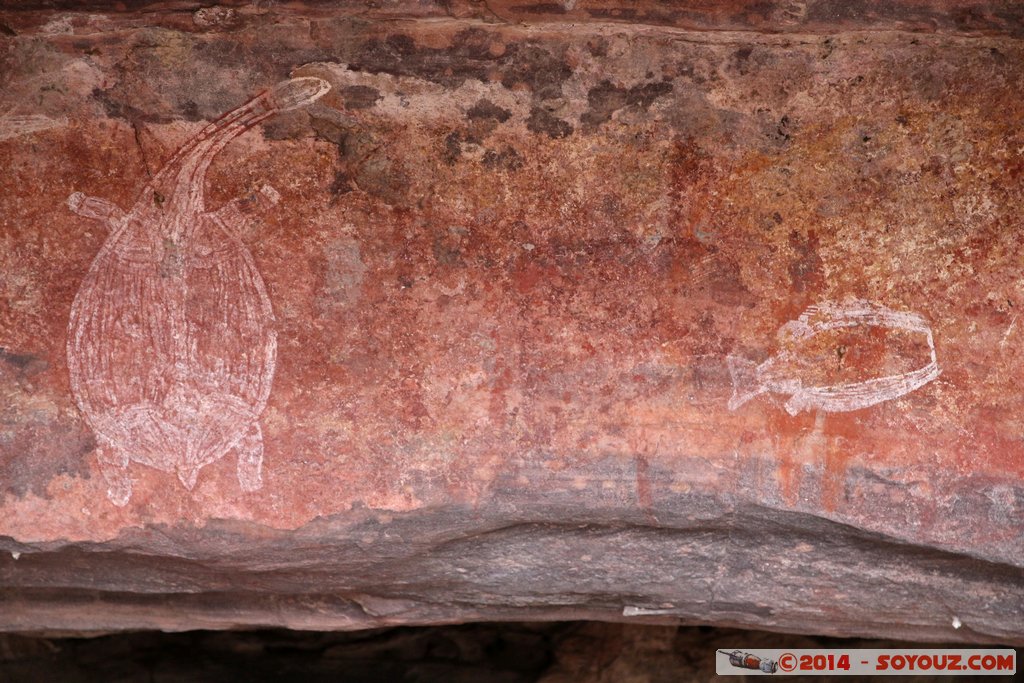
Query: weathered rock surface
[[0, 1, 1022, 642]]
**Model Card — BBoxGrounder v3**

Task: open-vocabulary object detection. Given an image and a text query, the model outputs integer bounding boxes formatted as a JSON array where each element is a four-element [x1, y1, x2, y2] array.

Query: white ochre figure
[[66, 77, 331, 505], [727, 300, 940, 416]]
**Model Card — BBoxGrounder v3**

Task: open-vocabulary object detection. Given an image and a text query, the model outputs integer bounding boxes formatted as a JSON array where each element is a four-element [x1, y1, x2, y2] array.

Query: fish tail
[[727, 355, 765, 411]]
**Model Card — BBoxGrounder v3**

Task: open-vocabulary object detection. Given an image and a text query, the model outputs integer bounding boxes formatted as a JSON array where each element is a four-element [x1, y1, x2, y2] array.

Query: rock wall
[[0, 1, 1022, 642]]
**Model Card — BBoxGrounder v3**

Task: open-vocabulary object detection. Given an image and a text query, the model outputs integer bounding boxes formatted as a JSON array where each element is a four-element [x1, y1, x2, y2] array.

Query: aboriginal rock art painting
[[66, 77, 331, 505], [0, 112, 66, 141], [727, 300, 941, 416]]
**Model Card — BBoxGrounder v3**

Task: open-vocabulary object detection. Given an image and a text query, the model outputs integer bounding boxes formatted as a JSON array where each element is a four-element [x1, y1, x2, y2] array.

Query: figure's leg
[[96, 441, 132, 506], [67, 192, 126, 227], [235, 422, 264, 492], [784, 391, 810, 416]]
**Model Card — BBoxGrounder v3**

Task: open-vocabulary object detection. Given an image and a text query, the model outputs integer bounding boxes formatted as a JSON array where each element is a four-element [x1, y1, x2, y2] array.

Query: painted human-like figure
[[67, 77, 331, 505]]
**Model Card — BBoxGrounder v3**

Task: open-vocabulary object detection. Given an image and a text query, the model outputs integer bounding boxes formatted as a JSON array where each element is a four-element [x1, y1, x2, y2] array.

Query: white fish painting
[[727, 300, 940, 416]]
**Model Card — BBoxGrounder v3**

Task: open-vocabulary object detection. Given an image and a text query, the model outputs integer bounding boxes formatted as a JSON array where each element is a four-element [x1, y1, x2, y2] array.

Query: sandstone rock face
[[1, 1, 1022, 642]]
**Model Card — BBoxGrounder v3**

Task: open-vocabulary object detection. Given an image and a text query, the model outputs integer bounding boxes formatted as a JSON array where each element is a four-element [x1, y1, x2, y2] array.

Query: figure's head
[[269, 77, 332, 112]]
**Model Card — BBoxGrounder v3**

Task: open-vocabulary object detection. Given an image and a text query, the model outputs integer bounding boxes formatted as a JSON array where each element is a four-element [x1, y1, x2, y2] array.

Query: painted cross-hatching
[[727, 300, 941, 416], [66, 77, 331, 505]]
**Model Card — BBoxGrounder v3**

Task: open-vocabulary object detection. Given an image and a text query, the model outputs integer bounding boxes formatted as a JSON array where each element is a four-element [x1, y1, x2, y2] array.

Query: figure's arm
[[213, 184, 281, 232], [67, 192, 126, 226]]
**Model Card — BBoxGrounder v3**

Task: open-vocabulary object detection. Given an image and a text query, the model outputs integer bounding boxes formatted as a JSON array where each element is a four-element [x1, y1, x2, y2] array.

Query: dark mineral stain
[[586, 37, 608, 58], [806, 0, 1022, 34], [663, 86, 744, 145], [313, 115, 397, 201], [498, 42, 574, 101], [341, 85, 381, 109], [330, 168, 354, 197], [527, 107, 573, 139], [753, 109, 794, 150], [433, 228, 468, 267], [92, 33, 330, 124], [820, 37, 835, 60], [91, 87, 175, 125], [310, 109, 358, 146], [259, 110, 315, 141], [467, 99, 512, 123], [181, 100, 201, 121], [0, 348, 49, 376], [697, 257, 757, 308], [772, 115, 792, 144], [192, 38, 332, 82], [352, 151, 411, 207], [0, 422, 94, 500], [351, 29, 573, 99], [804, 0, 941, 25], [993, 6, 1024, 37], [587, 8, 642, 22], [443, 131, 464, 164], [1, 355, 94, 499], [732, 46, 755, 74], [580, 80, 673, 130], [712, 602, 774, 618], [92, 80, 236, 125], [193, 38, 250, 69], [512, 3, 568, 14], [351, 29, 496, 88], [482, 146, 523, 171]]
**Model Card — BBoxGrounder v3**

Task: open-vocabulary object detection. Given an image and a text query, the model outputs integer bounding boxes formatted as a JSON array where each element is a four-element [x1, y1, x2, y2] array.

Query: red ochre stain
[[768, 409, 813, 506], [635, 452, 655, 522], [513, 260, 550, 294], [769, 408, 887, 512], [820, 412, 862, 513]]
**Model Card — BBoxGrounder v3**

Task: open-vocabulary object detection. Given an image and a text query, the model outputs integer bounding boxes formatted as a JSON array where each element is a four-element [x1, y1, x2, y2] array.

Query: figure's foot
[[97, 444, 132, 506], [67, 192, 125, 226], [67, 191, 85, 212], [236, 422, 264, 492], [259, 184, 280, 207], [177, 466, 200, 491]]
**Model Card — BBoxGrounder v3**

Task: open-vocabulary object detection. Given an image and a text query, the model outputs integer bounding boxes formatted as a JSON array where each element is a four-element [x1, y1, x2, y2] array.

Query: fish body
[[66, 77, 331, 505], [727, 300, 940, 416]]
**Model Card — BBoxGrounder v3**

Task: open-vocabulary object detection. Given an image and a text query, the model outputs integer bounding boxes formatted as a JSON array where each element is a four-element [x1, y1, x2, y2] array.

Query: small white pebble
[[622, 606, 676, 617], [952, 616, 962, 629], [522, 243, 535, 251], [10, 551, 20, 560]]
